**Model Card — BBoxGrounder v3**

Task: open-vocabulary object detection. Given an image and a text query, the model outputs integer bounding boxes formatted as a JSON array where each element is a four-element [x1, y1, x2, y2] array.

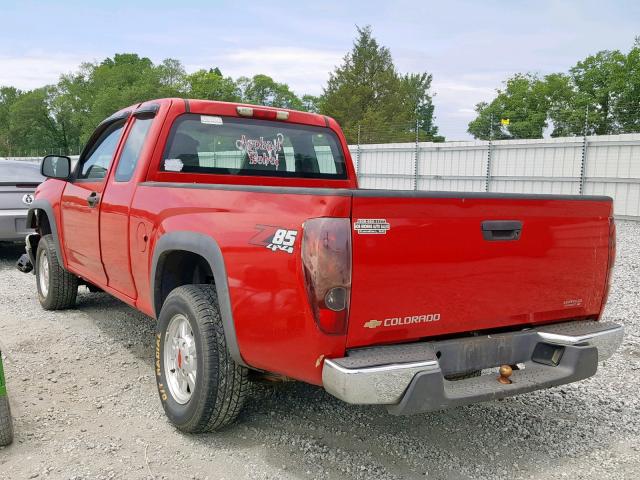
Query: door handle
[[87, 191, 100, 208], [481, 220, 522, 241]]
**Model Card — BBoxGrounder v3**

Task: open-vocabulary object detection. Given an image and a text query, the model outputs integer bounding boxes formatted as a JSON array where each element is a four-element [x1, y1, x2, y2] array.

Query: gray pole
[[486, 113, 493, 192], [414, 117, 420, 190], [583, 104, 590, 136], [356, 123, 361, 177], [490, 112, 494, 141], [579, 105, 590, 195]]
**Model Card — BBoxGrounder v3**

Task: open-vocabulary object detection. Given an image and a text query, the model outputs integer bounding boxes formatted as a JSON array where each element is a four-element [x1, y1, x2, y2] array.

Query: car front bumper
[[322, 320, 624, 414], [0, 209, 32, 241]]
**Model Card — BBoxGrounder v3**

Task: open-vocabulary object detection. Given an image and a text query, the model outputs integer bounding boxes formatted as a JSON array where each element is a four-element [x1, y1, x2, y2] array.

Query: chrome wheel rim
[[38, 251, 49, 297], [163, 314, 197, 404]]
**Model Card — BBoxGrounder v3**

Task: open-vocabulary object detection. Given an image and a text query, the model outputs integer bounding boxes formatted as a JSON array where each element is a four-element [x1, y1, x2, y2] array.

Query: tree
[[186, 68, 240, 102], [237, 74, 304, 109], [400, 73, 441, 141], [80, 54, 184, 136], [569, 49, 626, 135], [543, 73, 577, 137], [470, 40, 640, 139], [301, 94, 321, 113], [8, 87, 67, 154], [0, 87, 22, 155], [320, 26, 441, 143], [617, 37, 640, 133], [468, 74, 550, 140]]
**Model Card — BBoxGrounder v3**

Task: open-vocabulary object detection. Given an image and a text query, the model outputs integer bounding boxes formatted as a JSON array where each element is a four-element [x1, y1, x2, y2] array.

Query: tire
[[0, 396, 13, 447], [155, 284, 249, 432], [35, 234, 78, 310]]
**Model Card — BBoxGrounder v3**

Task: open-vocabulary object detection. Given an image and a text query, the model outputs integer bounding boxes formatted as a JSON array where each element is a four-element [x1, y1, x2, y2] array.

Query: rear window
[[160, 114, 347, 179]]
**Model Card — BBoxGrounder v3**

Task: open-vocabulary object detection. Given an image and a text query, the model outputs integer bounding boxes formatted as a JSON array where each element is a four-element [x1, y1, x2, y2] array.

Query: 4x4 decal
[[250, 225, 298, 254]]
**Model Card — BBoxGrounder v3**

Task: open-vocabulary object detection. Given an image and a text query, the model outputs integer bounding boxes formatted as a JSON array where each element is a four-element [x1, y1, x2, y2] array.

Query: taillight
[[601, 217, 616, 311], [301, 218, 352, 334], [236, 106, 289, 121]]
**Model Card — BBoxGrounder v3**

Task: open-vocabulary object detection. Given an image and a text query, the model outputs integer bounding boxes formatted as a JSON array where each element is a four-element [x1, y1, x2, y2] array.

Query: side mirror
[[41, 155, 71, 180]]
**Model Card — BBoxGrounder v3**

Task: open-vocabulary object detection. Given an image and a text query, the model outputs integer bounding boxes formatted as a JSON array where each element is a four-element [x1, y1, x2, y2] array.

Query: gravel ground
[[0, 222, 638, 480]]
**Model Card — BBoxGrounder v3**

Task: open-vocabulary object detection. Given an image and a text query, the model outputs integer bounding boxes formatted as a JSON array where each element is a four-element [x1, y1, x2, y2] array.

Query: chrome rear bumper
[[322, 320, 623, 409]]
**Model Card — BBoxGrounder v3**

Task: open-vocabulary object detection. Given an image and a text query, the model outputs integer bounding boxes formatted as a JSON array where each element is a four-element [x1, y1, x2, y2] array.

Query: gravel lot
[[0, 222, 638, 480]]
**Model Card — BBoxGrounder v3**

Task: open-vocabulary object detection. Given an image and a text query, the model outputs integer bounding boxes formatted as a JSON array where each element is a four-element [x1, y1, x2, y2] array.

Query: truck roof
[[114, 98, 332, 129]]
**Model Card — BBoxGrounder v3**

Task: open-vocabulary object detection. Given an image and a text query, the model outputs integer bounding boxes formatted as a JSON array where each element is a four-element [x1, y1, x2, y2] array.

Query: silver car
[[0, 159, 44, 242]]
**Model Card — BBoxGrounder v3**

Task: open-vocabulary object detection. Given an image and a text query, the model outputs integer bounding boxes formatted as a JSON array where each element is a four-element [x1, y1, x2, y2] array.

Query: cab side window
[[114, 118, 153, 182], [77, 121, 125, 180]]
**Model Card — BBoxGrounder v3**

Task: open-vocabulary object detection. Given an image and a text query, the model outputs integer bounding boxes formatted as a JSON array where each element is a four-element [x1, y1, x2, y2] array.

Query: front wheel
[[155, 285, 249, 432], [35, 234, 78, 310]]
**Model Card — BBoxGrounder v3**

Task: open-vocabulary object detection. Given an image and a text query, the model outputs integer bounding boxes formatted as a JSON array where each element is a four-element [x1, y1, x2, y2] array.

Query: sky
[[1, 0, 639, 139]]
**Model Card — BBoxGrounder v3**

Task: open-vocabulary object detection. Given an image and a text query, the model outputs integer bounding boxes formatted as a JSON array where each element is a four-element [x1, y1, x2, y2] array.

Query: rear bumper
[[322, 320, 624, 414], [0, 209, 32, 241]]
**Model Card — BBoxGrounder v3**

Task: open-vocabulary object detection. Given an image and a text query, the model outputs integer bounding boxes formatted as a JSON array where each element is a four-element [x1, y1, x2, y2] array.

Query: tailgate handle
[[481, 220, 522, 241]]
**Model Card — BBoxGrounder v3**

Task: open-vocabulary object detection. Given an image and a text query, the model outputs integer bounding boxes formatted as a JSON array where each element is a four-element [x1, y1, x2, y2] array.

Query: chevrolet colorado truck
[[18, 98, 623, 432]]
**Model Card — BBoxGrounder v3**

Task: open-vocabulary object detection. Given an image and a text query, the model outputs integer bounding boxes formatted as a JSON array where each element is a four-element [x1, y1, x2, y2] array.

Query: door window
[[77, 121, 125, 180], [114, 118, 154, 182]]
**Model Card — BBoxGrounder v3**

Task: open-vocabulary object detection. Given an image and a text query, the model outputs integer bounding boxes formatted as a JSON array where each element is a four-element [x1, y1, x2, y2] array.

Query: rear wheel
[[35, 234, 78, 310], [155, 284, 249, 432], [0, 396, 13, 446]]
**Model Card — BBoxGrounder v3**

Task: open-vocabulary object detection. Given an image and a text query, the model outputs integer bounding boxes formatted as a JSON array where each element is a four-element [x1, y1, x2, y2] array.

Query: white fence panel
[[347, 133, 640, 219], [418, 142, 488, 192], [582, 134, 640, 218], [489, 138, 583, 195]]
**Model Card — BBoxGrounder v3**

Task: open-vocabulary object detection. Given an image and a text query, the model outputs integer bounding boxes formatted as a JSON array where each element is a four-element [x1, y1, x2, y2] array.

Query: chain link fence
[[0, 145, 83, 161]]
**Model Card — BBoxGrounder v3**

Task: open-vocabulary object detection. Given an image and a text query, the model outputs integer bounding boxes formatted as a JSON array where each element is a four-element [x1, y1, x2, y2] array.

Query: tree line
[[0, 26, 442, 157], [468, 38, 640, 140]]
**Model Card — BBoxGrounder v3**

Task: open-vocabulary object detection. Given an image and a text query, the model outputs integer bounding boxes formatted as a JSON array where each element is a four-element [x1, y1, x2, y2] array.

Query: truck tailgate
[[347, 191, 613, 348]]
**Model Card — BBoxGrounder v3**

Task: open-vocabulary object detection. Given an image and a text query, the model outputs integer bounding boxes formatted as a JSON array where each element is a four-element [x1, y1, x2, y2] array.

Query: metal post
[[356, 124, 361, 177], [490, 112, 494, 142], [485, 140, 493, 192], [579, 105, 590, 194], [486, 113, 494, 192], [414, 117, 420, 190], [579, 136, 588, 195]]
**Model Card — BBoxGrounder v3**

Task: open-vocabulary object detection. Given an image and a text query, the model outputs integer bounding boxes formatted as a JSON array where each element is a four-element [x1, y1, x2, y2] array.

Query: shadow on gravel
[[0, 242, 24, 269], [75, 292, 157, 365], [225, 381, 606, 479], [26, 235, 627, 478], [74, 283, 613, 479], [3, 228, 636, 478]]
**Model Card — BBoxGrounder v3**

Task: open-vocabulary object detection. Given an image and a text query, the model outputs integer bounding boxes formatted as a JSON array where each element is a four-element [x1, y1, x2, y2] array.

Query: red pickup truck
[[19, 98, 623, 432]]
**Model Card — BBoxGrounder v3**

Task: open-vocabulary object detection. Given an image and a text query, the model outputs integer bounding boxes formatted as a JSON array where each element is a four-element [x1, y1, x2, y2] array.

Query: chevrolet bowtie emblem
[[364, 319, 382, 329]]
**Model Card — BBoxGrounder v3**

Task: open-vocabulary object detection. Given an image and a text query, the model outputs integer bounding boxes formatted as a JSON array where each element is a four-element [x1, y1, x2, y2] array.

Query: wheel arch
[[150, 231, 246, 367], [27, 199, 63, 263]]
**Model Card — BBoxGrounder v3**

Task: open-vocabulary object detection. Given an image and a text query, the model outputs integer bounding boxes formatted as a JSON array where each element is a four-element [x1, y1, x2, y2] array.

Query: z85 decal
[[250, 225, 298, 254]]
